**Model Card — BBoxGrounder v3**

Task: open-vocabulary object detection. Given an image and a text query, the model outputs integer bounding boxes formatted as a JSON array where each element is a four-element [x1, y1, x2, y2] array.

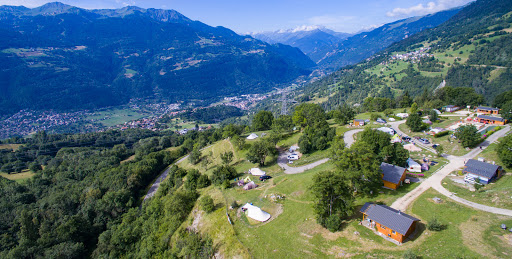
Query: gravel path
[[343, 129, 364, 148], [277, 150, 330, 174]]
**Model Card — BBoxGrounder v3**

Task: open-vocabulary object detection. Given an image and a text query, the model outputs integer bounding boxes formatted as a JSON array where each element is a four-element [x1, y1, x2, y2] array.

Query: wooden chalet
[[476, 115, 507, 125], [380, 162, 407, 190], [360, 202, 420, 243], [476, 106, 500, 115], [463, 159, 503, 185]]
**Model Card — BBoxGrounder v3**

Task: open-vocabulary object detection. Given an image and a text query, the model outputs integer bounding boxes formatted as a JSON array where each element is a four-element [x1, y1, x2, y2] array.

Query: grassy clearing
[[0, 144, 22, 151], [0, 170, 35, 183], [86, 108, 148, 127], [120, 155, 136, 164], [405, 189, 508, 259]]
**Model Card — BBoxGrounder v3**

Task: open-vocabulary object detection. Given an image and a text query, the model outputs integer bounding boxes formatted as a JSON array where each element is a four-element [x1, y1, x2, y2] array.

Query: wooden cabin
[[353, 119, 365, 126], [476, 106, 500, 115], [360, 202, 420, 243], [380, 162, 407, 190], [463, 159, 502, 185], [476, 115, 507, 125]]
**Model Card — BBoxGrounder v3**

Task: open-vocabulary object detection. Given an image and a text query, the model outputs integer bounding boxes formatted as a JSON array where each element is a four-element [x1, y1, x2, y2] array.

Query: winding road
[[389, 121, 512, 216]]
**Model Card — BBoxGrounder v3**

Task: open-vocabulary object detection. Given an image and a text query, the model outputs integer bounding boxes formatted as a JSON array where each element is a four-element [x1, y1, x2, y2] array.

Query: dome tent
[[246, 133, 258, 140], [241, 203, 271, 222]]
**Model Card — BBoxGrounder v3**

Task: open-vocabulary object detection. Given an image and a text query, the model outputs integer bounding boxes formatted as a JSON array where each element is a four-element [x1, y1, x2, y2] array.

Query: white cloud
[[386, 0, 475, 17]]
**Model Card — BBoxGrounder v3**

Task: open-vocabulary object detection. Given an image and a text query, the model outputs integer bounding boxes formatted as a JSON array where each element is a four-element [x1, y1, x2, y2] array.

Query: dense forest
[[0, 127, 227, 258]]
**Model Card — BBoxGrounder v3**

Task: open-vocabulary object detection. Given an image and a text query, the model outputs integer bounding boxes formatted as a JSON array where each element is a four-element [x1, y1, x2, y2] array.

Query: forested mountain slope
[[0, 2, 315, 115], [312, 7, 462, 70], [306, 0, 512, 110]]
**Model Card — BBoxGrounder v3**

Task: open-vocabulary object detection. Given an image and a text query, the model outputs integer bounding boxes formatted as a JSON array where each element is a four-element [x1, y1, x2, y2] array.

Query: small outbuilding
[[353, 119, 366, 126], [380, 162, 407, 190], [360, 202, 420, 243], [241, 203, 271, 222], [407, 158, 422, 173], [248, 168, 266, 176], [246, 133, 259, 140], [445, 105, 460, 113], [463, 159, 502, 185]]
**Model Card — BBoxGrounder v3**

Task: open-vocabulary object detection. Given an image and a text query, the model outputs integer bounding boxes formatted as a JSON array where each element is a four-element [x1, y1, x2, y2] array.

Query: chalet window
[[382, 226, 386, 229], [392, 230, 396, 234]]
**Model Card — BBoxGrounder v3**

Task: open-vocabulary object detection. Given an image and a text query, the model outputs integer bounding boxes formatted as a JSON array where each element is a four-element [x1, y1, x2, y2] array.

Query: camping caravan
[[241, 203, 271, 222], [249, 168, 266, 176], [247, 133, 258, 140], [407, 158, 422, 173], [377, 127, 395, 135], [243, 181, 257, 190]]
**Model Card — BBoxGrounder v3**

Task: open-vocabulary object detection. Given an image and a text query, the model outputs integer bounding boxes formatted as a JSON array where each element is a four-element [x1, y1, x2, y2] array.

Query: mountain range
[[0, 2, 315, 116], [250, 26, 352, 56], [253, 8, 462, 71]]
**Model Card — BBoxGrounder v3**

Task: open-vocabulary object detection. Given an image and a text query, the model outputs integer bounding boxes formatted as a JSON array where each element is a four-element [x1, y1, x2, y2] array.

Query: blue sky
[[2, 0, 475, 33]]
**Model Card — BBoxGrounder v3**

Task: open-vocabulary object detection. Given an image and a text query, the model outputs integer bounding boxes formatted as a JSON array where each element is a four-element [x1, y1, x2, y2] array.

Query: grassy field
[[0, 170, 35, 183], [86, 108, 149, 127], [0, 144, 22, 151]]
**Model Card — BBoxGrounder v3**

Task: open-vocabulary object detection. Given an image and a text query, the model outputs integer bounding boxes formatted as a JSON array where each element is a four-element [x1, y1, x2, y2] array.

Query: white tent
[[247, 133, 258, 140], [241, 203, 271, 222], [249, 168, 266, 176], [407, 158, 422, 173]]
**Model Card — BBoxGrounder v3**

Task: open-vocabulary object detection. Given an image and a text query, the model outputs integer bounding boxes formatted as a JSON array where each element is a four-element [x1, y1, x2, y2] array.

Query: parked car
[[432, 144, 439, 149], [376, 118, 387, 123], [402, 136, 412, 141], [259, 175, 272, 181], [418, 138, 430, 144], [287, 154, 299, 160]]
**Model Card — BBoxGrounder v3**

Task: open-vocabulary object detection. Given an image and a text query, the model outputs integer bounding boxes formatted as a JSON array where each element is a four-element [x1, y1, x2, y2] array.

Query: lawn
[[85, 108, 148, 127], [404, 189, 510, 259], [0, 144, 22, 151], [0, 170, 35, 183]]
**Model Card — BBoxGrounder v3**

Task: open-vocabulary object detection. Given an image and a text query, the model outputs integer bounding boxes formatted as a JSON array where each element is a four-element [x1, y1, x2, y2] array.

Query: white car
[[287, 154, 299, 160]]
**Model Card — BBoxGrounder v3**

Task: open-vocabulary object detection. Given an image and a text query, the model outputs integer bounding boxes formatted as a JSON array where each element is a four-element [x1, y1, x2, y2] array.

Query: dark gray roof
[[354, 119, 365, 122], [360, 203, 420, 235], [380, 162, 406, 184], [464, 159, 500, 179], [477, 115, 505, 122], [477, 106, 499, 111], [446, 105, 457, 108]]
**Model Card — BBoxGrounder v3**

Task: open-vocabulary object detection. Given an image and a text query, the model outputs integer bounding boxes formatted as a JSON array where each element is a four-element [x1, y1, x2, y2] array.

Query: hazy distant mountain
[[250, 26, 352, 55], [313, 7, 463, 70], [0, 2, 315, 115]]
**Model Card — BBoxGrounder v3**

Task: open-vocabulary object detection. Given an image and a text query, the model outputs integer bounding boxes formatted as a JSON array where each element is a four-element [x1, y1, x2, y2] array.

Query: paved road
[[143, 144, 213, 202], [391, 124, 512, 216], [389, 120, 437, 153], [277, 150, 330, 174], [344, 129, 364, 148]]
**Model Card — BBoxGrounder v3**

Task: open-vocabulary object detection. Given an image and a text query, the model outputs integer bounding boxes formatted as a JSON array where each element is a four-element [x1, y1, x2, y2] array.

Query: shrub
[[403, 249, 419, 259], [433, 130, 450, 138], [196, 174, 211, 189], [200, 195, 215, 213], [427, 217, 445, 231]]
